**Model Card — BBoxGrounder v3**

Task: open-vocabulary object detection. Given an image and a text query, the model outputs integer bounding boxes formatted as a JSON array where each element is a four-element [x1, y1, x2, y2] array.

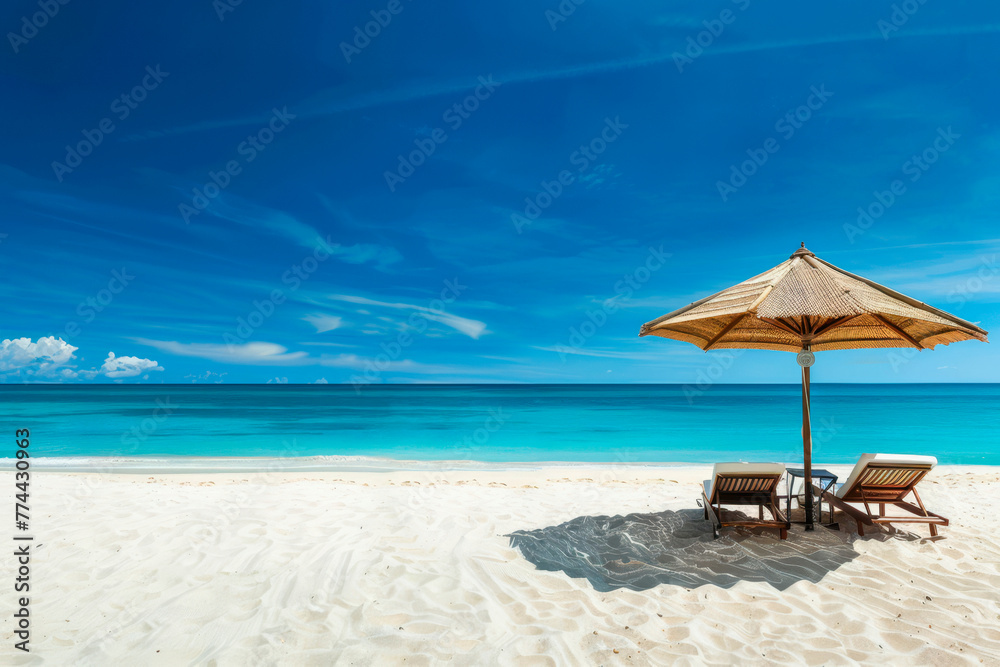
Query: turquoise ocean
[[4, 384, 998, 464]]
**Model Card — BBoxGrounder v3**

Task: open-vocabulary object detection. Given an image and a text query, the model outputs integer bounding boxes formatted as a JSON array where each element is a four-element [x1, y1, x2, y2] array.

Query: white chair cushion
[[836, 453, 937, 499], [704, 462, 786, 500]]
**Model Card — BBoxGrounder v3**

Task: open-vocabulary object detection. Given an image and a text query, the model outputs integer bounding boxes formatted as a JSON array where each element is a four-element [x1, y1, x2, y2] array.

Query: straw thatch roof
[[639, 244, 989, 352]]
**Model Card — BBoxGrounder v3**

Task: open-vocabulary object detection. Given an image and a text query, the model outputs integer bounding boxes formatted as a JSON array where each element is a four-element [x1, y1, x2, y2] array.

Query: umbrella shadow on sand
[[508, 509, 914, 593]]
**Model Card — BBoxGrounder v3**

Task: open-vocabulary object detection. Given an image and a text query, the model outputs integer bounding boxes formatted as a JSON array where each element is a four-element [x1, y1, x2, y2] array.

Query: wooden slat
[[758, 316, 803, 338], [812, 314, 863, 338], [872, 313, 925, 349], [895, 501, 949, 524], [815, 484, 874, 525], [746, 285, 775, 313], [703, 313, 748, 350]]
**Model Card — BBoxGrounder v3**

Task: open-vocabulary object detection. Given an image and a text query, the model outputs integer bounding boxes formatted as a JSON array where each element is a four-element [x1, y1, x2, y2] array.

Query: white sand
[[2, 462, 1000, 665]]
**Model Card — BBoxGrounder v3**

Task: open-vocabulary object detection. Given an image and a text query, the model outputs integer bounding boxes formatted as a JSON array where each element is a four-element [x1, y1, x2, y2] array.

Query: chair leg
[[779, 528, 787, 540], [759, 505, 763, 521], [930, 523, 938, 537], [879, 503, 885, 517]]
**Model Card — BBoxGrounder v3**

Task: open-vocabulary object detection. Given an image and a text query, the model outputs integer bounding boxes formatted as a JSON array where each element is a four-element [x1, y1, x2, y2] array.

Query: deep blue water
[[3, 384, 998, 464]]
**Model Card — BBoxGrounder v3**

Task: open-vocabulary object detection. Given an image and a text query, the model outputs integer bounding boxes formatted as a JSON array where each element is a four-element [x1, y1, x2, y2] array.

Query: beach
[[3, 462, 1000, 665]]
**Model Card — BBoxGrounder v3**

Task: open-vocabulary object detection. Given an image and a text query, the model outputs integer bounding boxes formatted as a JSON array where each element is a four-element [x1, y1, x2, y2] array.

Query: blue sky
[[1, 0, 998, 384]]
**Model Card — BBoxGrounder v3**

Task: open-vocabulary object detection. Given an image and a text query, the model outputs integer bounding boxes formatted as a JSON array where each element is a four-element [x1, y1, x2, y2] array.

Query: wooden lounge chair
[[702, 462, 789, 539], [812, 453, 947, 537]]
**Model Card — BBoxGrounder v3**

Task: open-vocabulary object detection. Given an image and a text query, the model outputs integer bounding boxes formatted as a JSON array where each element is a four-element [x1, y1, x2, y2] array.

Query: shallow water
[[4, 384, 998, 464]]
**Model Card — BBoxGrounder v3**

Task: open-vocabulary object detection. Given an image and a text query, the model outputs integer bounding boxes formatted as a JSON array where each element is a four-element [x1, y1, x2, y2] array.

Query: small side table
[[786, 468, 838, 525]]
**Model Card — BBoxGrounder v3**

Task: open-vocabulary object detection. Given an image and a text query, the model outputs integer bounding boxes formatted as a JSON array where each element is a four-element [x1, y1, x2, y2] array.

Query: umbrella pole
[[801, 362, 814, 531]]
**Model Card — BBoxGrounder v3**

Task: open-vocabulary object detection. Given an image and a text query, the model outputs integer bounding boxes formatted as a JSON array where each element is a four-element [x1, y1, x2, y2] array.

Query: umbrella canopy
[[640, 243, 989, 530], [641, 243, 988, 351]]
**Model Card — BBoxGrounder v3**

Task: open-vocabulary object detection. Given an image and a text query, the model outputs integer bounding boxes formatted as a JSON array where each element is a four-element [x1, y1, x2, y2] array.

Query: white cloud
[[101, 352, 164, 379], [532, 345, 665, 361], [420, 312, 487, 339], [313, 377, 329, 384], [135, 338, 309, 365], [317, 354, 366, 368], [0, 337, 78, 375], [184, 370, 228, 384], [266, 376, 288, 384], [199, 194, 327, 250], [190, 194, 401, 269], [300, 341, 356, 348], [331, 243, 402, 268], [316, 355, 483, 377], [328, 294, 487, 339], [303, 313, 344, 333]]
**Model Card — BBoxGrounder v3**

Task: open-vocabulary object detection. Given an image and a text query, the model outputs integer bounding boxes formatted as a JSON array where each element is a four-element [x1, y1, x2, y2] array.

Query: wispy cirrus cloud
[[134, 339, 310, 365], [194, 192, 326, 249], [124, 24, 1000, 140], [329, 243, 402, 269], [328, 294, 488, 339], [303, 313, 344, 333], [181, 189, 402, 269], [532, 345, 667, 361]]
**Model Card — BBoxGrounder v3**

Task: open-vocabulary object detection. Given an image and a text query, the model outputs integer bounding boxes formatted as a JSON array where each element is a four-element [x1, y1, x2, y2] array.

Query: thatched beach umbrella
[[639, 243, 989, 530]]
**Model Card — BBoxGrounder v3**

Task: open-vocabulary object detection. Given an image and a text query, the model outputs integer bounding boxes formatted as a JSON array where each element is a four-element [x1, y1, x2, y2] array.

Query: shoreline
[[12, 455, 1000, 474], [15, 455, 704, 474]]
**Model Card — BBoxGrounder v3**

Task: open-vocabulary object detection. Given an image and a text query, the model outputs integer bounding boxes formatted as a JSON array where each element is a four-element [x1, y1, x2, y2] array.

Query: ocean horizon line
[[4, 381, 1000, 387]]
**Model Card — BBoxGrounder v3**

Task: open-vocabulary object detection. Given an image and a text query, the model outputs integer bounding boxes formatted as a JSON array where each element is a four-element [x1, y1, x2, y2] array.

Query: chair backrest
[[836, 453, 937, 502], [708, 462, 785, 503]]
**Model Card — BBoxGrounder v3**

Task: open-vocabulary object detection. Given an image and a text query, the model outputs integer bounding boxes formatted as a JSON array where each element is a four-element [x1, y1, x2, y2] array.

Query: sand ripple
[[1, 466, 998, 665]]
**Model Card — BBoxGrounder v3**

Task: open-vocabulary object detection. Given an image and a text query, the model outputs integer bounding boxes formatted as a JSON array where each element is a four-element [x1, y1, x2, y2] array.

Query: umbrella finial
[[791, 243, 815, 259]]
